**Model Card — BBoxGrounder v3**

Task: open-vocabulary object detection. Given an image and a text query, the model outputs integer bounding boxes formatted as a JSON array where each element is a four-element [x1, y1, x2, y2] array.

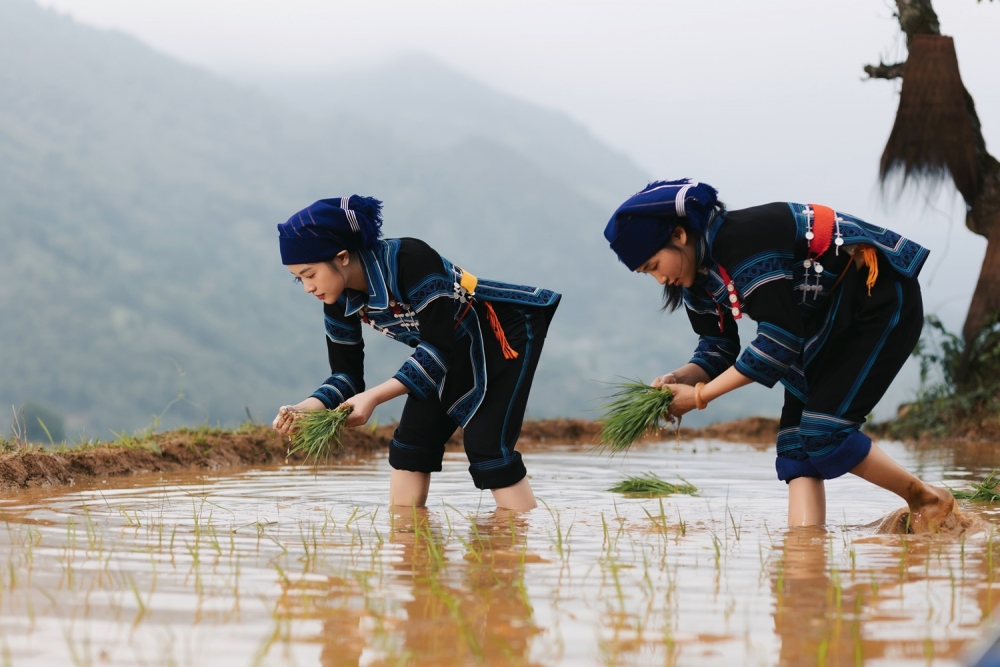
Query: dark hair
[[659, 202, 725, 313], [660, 266, 685, 312]]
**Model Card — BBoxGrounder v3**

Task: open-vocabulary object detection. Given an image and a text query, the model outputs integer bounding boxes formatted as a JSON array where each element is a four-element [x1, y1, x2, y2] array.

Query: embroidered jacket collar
[[692, 236, 728, 302], [342, 246, 392, 315]]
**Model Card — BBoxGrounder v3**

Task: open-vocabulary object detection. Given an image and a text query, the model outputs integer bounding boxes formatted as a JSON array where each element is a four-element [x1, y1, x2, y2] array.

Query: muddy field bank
[[1, 415, 994, 493], [0, 418, 781, 492]]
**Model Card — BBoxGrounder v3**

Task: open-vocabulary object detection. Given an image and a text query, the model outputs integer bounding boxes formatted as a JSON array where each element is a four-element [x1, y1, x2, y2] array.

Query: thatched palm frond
[[879, 34, 981, 202]]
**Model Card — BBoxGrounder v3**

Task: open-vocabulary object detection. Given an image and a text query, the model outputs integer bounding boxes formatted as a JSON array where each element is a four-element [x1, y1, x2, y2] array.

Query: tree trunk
[[896, 0, 940, 44]]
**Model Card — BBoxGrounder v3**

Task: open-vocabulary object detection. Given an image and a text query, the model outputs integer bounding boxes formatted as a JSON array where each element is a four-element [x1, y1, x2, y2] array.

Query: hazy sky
[[37, 2, 999, 173], [37, 0, 1000, 329]]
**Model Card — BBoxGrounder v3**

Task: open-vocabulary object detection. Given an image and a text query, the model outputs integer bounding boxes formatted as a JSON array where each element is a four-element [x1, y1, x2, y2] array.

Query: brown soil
[[494, 415, 780, 448], [0, 426, 388, 493], [688, 416, 780, 445], [516, 418, 604, 445], [0, 417, 782, 494]]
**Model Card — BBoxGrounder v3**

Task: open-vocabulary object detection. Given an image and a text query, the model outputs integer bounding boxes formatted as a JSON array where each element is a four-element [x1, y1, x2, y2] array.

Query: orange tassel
[[483, 301, 519, 360], [859, 245, 879, 295]]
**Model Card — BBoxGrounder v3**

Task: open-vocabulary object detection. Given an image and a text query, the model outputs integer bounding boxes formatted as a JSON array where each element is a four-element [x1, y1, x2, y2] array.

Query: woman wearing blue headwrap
[[605, 180, 955, 531], [273, 196, 560, 510]]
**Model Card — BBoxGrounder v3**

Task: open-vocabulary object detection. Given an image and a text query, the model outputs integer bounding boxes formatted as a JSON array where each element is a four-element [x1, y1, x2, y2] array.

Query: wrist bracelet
[[694, 382, 708, 410]]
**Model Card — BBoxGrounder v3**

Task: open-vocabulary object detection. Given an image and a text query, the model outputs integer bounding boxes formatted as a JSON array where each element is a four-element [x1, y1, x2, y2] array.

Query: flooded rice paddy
[[1, 438, 998, 666]]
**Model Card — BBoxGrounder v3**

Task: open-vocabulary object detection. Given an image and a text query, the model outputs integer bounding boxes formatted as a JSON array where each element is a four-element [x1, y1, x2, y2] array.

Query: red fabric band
[[808, 204, 835, 256]]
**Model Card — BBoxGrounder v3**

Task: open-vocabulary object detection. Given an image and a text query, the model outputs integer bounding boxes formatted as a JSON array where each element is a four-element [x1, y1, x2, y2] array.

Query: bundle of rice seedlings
[[948, 468, 1000, 502], [286, 404, 354, 463], [596, 379, 675, 453], [607, 473, 697, 497]]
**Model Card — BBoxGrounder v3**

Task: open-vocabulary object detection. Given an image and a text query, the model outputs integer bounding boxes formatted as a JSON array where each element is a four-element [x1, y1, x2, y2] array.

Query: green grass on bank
[[0, 419, 267, 457], [882, 314, 1000, 440]]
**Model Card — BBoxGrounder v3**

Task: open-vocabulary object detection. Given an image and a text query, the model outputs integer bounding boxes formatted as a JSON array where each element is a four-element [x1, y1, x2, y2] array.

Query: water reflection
[[772, 528, 863, 666], [376, 508, 542, 666], [772, 526, 994, 666], [0, 440, 996, 666], [282, 507, 545, 666]]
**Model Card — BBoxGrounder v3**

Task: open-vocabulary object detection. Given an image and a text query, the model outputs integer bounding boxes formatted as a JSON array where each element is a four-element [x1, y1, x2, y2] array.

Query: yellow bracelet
[[694, 382, 708, 410]]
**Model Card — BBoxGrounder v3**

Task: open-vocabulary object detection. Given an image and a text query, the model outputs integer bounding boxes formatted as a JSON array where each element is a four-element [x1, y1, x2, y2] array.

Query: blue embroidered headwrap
[[278, 196, 384, 265], [604, 179, 719, 271]]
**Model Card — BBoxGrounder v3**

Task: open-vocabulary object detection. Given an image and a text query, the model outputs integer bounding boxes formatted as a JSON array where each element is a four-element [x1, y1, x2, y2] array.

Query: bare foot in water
[[907, 484, 957, 534]]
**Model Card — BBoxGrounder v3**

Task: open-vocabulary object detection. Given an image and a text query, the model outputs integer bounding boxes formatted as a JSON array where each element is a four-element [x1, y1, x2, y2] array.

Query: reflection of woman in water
[[770, 528, 958, 665], [769, 529, 868, 665], [380, 509, 542, 666], [604, 180, 954, 530], [271, 196, 560, 510]]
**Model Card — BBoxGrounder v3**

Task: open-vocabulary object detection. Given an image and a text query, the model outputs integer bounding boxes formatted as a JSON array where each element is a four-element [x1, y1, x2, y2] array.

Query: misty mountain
[[0, 0, 772, 440], [247, 54, 647, 210]]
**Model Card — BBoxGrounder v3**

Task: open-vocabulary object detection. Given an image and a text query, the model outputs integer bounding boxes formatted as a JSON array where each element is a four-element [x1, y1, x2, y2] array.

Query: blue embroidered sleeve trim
[[736, 324, 803, 388], [731, 253, 794, 299], [473, 280, 561, 308], [310, 373, 360, 408], [730, 251, 793, 278], [407, 273, 455, 313], [393, 341, 449, 400], [325, 314, 363, 345], [689, 335, 740, 379], [689, 358, 716, 378], [758, 322, 803, 352], [735, 353, 780, 387]]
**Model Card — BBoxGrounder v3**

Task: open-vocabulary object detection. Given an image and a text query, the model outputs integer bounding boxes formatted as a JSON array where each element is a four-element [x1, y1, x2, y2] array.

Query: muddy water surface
[[0, 438, 998, 666]]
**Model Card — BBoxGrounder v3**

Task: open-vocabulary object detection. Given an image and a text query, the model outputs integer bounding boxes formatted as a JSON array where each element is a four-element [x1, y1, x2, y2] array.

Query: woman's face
[[288, 260, 348, 305], [635, 227, 697, 288]]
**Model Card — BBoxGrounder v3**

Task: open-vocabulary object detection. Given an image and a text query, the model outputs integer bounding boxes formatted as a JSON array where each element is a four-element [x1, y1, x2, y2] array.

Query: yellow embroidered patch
[[458, 267, 478, 295]]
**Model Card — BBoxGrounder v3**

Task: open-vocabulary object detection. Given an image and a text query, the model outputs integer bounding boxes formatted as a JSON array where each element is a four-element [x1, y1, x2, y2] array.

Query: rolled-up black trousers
[[388, 298, 558, 490]]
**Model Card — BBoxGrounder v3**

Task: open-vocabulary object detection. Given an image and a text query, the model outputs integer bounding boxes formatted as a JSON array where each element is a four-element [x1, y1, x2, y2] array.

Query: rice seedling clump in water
[[597, 379, 675, 453], [608, 473, 697, 497], [287, 405, 353, 462], [948, 468, 1000, 502]]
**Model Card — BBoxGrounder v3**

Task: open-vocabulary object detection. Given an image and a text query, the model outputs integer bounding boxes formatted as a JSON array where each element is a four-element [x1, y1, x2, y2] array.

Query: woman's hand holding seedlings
[[667, 384, 698, 417], [651, 372, 678, 388], [343, 391, 379, 428], [272, 397, 326, 435], [272, 406, 301, 435], [661, 366, 756, 418], [342, 378, 411, 428], [651, 363, 711, 388]]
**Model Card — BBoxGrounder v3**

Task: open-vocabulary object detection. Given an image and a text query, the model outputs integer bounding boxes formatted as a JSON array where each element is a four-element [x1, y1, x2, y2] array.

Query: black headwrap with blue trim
[[604, 179, 719, 271], [278, 196, 384, 265]]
